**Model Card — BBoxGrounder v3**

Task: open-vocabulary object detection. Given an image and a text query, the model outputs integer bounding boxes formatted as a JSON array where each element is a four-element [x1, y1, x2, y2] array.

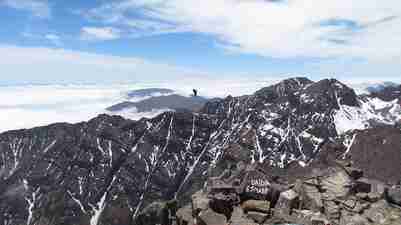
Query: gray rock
[[340, 214, 369, 225], [198, 209, 227, 225], [209, 192, 237, 218], [362, 200, 401, 225], [294, 179, 323, 211], [365, 192, 382, 203], [275, 189, 299, 215], [355, 179, 387, 203], [192, 191, 210, 216], [137, 201, 169, 225], [229, 207, 258, 225], [246, 211, 269, 224], [208, 178, 236, 192], [320, 167, 352, 199], [341, 199, 370, 213], [386, 187, 401, 206], [241, 200, 271, 213], [310, 213, 329, 225], [354, 178, 373, 193], [345, 167, 364, 180], [289, 210, 326, 225], [322, 199, 341, 223], [176, 204, 193, 225], [354, 202, 371, 213]]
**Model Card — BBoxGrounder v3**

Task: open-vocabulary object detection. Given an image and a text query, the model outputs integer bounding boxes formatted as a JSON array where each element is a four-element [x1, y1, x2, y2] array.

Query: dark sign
[[242, 170, 271, 200]]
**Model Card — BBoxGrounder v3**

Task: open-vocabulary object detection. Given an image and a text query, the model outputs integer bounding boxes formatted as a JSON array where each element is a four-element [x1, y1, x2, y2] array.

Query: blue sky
[[0, 0, 401, 84]]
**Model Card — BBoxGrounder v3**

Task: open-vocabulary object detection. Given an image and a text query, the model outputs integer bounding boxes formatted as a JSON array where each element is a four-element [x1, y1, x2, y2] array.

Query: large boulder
[[241, 200, 270, 213], [229, 207, 258, 225], [198, 209, 227, 225], [320, 167, 352, 199], [344, 166, 364, 180], [294, 179, 323, 211], [176, 204, 193, 225], [192, 191, 210, 216], [275, 189, 299, 215], [323, 200, 341, 224], [386, 187, 401, 207], [354, 178, 374, 193], [246, 211, 269, 224], [209, 192, 237, 218], [207, 178, 239, 219]]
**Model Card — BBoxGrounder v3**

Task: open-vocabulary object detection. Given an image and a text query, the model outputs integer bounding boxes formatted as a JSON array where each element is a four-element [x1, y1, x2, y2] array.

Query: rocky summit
[[0, 78, 400, 225], [172, 162, 401, 225]]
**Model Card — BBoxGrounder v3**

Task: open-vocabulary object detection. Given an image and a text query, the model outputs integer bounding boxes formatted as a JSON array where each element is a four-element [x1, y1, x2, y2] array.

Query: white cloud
[[44, 34, 61, 45], [20, 32, 62, 45], [80, 27, 122, 41], [44, 34, 59, 40], [1, 0, 50, 18], [0, 44, 210, 84], [85, 0, 401, 61]]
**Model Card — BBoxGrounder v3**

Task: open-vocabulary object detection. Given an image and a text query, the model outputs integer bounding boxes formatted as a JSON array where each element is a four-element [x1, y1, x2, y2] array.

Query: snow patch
[[333, 95, 400, 134]]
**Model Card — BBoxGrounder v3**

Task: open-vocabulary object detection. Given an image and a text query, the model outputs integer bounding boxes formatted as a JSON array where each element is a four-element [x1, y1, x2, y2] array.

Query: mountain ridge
[[0, 77, 400, 225]]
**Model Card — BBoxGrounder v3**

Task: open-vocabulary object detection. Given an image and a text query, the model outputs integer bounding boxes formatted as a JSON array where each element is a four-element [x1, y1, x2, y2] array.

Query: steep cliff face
[[0, 78, 400, 225], [345, 126, 401, 183]]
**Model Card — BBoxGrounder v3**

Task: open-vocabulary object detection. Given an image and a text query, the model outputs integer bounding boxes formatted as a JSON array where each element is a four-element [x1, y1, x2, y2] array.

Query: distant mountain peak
[[254, 77, 313, 100], [301, 78, 359, 109], [107, 94, 208, 112]]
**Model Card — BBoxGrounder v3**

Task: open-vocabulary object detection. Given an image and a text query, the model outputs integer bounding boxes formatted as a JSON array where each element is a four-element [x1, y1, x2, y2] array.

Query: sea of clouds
[[0, 78, 394, 133], [0, 78, 275, 133]]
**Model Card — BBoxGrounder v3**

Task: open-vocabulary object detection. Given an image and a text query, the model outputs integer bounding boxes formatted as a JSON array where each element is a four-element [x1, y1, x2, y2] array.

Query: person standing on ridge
[[193, 89, 198, 97]]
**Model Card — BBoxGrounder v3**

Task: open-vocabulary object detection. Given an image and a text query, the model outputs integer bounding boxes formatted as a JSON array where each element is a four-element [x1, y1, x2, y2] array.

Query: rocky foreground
[[135, 146, 401, 225]]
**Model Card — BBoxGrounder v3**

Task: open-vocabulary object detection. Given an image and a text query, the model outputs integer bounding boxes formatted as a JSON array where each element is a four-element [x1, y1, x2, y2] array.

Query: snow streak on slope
[[89, 176, 117, 225]]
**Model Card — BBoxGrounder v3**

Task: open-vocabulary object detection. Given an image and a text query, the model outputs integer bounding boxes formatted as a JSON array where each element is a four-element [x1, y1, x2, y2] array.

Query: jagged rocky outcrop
[[0, 77, 400, 225]]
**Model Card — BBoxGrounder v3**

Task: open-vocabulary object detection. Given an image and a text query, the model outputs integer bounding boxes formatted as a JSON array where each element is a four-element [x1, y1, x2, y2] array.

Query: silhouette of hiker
[[193, 89, 198, 97]]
